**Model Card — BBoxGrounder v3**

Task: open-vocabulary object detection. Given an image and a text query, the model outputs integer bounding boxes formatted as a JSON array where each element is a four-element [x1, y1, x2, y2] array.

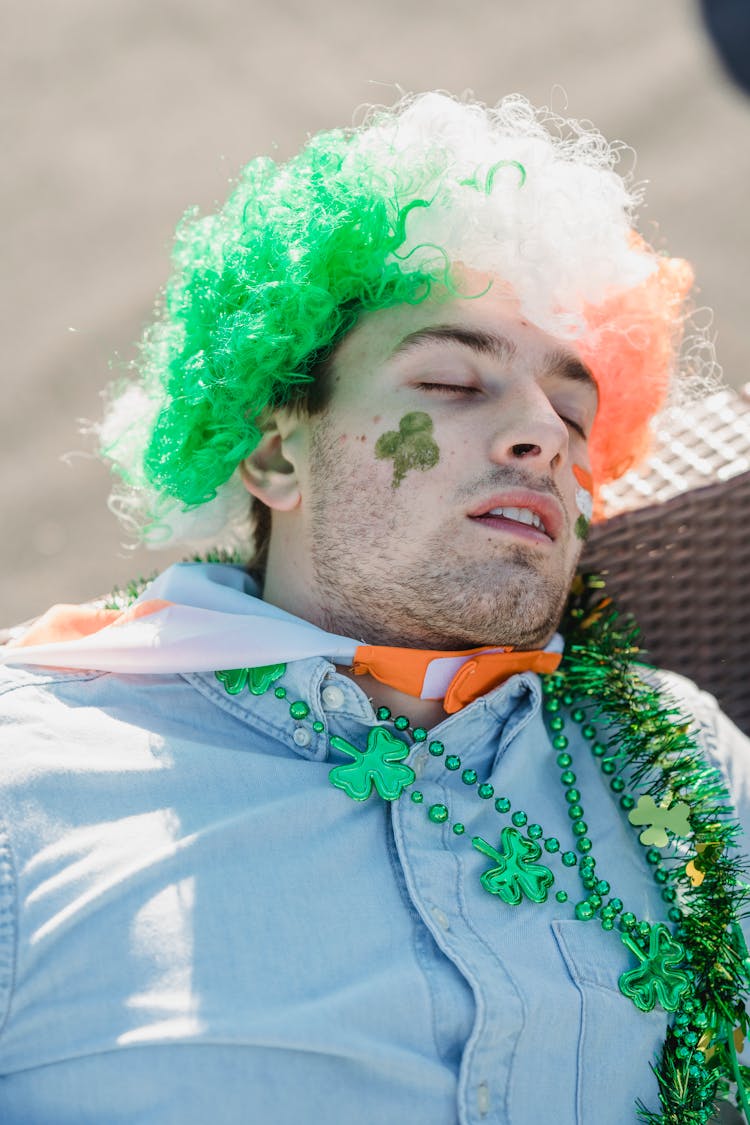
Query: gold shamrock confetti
[[628, 795, 692, 847]]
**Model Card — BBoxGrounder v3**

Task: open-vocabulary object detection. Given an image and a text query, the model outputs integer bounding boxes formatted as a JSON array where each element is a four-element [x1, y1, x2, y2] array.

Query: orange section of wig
[[579, 235, 694, 520]]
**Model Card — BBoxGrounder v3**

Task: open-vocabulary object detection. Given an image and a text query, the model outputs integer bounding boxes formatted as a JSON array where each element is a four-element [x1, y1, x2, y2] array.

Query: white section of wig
[[354, 93, 653, 338], [98, 383, 254, 552]]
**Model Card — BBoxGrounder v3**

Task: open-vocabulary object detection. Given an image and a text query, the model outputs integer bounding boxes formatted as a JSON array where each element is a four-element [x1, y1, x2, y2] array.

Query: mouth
[[468, 491, 563, 544]]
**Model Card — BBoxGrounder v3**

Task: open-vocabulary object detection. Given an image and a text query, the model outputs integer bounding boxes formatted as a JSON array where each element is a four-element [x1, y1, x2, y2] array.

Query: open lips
[[468, 492, 563, 542]]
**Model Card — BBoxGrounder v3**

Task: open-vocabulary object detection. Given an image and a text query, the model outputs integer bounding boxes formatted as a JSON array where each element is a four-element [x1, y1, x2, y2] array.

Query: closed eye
[[417, 381, 590, 433], [560, 416, 588, 439], [416, 382, 482, 396]]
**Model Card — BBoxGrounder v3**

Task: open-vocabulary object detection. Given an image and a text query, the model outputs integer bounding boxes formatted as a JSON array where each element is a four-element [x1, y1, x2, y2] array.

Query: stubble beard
[[307, 421, 578, 649]]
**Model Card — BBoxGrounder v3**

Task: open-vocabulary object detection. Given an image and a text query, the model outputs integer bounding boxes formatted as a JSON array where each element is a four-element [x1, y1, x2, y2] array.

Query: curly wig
[[99, 92, 702, 548]]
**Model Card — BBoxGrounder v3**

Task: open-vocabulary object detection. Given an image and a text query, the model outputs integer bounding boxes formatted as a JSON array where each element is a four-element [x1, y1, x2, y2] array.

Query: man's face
[[289, 280, 598, 650]]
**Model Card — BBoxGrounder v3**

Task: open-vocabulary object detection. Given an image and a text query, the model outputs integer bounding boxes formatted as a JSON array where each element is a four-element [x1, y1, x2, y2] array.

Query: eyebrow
[[543, 347, 598, 394], [391, 325, 597, 395]]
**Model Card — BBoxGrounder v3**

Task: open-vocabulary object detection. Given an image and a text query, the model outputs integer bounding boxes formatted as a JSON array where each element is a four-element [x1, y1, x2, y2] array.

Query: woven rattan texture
[[599, 389, 750, 516], [583, 469, 750, 736]]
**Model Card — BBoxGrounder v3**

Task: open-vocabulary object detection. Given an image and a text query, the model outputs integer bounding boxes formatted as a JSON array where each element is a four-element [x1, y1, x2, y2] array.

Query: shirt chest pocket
[[551, 920, 668, 1125]]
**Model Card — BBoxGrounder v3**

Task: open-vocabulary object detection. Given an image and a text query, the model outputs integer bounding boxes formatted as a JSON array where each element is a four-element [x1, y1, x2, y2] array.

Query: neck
[[260, 550, 554, 724], [336, 666, 448, 729], [261, 530, 498, 650]]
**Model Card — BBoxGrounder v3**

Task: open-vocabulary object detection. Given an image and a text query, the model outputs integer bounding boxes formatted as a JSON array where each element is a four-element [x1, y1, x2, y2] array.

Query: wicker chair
[[582, 385, 750, 736]]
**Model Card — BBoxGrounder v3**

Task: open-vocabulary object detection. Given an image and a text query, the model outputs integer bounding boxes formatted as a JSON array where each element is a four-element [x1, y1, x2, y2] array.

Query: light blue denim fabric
[[0, 604, 748, 1124]]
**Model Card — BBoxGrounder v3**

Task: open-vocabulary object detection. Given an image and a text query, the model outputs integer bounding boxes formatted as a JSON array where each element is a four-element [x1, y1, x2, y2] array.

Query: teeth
[[487, 506, 545, 532]]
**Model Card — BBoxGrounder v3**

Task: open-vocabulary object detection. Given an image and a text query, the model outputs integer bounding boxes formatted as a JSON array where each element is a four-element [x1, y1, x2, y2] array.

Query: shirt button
[[321, 685, 345, 711], [293, 728, 312, 747], [430, 906, 450, 931]]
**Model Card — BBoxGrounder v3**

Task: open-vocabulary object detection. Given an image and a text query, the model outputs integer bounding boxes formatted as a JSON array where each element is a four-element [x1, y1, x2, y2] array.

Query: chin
[[426, 557, 572, 649], [310, 534, 575, 651]]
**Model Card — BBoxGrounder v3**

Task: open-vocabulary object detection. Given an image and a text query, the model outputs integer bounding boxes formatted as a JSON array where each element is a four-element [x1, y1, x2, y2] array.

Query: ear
[[239, 414, 302, 512]]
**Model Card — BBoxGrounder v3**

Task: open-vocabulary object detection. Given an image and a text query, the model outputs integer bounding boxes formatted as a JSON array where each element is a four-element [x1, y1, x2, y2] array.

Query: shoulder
[[647, 666, 747, 754], [0, 662, 104, 695], [646, 666, 750, 826], [0, 663, 125, 749], [0, 663, 282, 796], [0, 665, 210, 792], [0, 664, 108, 729]]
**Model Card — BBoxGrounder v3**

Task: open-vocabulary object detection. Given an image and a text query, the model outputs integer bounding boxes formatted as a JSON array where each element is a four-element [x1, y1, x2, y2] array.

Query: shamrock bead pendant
[[216, 663, 287, 696], [328, 726, 415, 801], [472, 827, 555, 905], [618, 923, 691, 1012]]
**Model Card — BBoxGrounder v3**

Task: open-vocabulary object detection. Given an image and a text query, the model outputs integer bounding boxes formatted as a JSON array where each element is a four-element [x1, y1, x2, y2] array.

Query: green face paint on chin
[[374, 411, 440, 487], [575, 514, 591, 540]]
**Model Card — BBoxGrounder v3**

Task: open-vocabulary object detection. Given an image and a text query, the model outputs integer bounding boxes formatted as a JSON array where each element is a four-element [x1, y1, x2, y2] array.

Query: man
[[0, 93, 748, 1124]]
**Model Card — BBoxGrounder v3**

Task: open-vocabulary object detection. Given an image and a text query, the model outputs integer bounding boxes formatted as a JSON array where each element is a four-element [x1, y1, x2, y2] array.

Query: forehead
[[329, 282, 597, 403]]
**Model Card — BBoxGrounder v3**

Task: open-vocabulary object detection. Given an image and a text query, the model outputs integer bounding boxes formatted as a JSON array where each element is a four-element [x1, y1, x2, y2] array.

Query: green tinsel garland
[[560, 576, 750, 1125]]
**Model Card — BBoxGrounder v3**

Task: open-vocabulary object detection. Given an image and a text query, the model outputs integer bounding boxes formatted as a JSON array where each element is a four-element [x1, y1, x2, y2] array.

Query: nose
[[488, 390, 569, 472]]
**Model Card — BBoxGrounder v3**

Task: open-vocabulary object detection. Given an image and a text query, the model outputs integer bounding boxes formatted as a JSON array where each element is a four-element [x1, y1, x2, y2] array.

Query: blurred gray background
[[2, 0, 748, 623]]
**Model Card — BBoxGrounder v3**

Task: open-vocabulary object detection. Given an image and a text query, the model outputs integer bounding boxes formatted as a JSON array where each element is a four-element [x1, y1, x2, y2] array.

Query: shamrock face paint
[[573, 465, 593, 540], [375, 411, 440, 488]]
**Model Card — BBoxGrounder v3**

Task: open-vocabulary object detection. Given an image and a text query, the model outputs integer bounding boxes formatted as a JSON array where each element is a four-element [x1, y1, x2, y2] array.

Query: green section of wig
[[122, 129, 448, 512]]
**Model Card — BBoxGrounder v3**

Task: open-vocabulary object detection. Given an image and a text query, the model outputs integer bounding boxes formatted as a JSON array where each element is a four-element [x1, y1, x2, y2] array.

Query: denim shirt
[[0, 653, 747, 1124]]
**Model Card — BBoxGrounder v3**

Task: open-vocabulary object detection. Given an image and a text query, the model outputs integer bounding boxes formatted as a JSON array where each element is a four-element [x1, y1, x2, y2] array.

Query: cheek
[[373, 411, 441, 489]]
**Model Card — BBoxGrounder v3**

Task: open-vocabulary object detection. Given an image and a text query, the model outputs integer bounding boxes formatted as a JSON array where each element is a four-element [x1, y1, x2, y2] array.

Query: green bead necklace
[[212, 576, 750, 1125], [220, 660, 695, 1016]]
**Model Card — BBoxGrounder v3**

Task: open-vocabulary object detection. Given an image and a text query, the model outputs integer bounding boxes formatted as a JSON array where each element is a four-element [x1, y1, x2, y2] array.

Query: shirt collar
[[186, 652, 543, 768]]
